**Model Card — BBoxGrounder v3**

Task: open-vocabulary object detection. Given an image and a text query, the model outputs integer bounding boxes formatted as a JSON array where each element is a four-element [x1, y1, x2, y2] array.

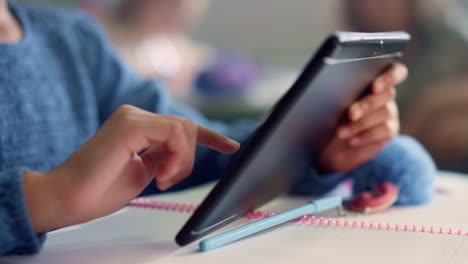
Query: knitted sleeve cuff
[[0, 167, 46, 255], [290, 166, 348, 196]]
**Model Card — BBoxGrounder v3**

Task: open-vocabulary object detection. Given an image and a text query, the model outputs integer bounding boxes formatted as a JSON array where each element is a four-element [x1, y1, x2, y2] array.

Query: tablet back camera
[[374, 40, 384, 55]]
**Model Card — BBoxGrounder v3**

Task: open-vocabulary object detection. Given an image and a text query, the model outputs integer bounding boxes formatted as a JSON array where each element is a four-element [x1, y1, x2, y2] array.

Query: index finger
[[196, 125, 240, 154], [372, 63, 408, 93]]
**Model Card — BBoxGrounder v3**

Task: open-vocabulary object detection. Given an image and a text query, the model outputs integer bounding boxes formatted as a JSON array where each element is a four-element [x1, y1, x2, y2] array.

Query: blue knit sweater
[[0, 2, 436, 256]]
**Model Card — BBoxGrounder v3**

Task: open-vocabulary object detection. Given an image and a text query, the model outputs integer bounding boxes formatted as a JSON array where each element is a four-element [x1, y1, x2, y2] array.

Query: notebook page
[[160, 223, 468, 264], [157, 172, 468, 264]]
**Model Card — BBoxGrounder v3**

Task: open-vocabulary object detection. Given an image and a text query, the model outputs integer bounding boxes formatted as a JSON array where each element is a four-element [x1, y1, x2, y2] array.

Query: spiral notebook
[[126, 172, 468, 264], [4, 172, 468, 264], [127, 195, 468, 264]]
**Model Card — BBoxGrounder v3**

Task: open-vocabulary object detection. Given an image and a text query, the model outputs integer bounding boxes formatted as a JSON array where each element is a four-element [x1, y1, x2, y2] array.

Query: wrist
[[23, 170, 63, 233]]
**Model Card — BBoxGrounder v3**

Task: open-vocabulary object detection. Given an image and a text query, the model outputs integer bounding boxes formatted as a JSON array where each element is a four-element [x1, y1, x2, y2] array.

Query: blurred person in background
[[96, 0, 211, 98], [96, 0, 258, 100], [344, 0, 468, 173]]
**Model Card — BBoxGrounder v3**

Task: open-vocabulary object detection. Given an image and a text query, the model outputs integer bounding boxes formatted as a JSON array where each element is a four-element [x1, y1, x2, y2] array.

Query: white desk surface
[[3, 171, 468, 264]]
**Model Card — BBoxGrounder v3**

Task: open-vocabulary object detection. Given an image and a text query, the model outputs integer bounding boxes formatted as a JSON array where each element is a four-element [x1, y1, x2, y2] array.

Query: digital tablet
[[176, 31, 411, 246]]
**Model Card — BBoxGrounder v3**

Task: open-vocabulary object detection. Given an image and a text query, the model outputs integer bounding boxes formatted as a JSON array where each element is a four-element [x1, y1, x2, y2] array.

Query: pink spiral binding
[[128, 197, 198, 213], [128, 198, 467, 236]]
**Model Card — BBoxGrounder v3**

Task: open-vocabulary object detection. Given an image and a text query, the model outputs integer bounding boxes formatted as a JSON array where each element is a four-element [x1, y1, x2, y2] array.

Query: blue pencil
[[199, 195, 342, 251]]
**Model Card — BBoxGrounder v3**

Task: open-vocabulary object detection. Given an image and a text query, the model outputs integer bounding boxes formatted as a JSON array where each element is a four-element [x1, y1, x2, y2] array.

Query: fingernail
[[227, 138, 240, 147], [350, 137, 360, 146], [338, 127, 351, 139], [351, 107, 362, 121], [158, 181, 172, 191], [374, 79, 385, 93], [156, 167, 175, 184], [397, 64, 408, 79]]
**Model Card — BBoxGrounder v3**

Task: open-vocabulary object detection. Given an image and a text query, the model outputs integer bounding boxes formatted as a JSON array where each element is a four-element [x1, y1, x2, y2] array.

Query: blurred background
[[17, 0, 468, 174]]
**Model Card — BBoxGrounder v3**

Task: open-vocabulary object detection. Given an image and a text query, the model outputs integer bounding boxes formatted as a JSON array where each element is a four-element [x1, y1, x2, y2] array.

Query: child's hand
[[317, 63, 408, 172], [23, 105, 240, 232]]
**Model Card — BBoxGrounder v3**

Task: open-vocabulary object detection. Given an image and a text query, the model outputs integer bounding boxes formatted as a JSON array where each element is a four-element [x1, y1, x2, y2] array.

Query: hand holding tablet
[[318, 63, 407, 173]]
